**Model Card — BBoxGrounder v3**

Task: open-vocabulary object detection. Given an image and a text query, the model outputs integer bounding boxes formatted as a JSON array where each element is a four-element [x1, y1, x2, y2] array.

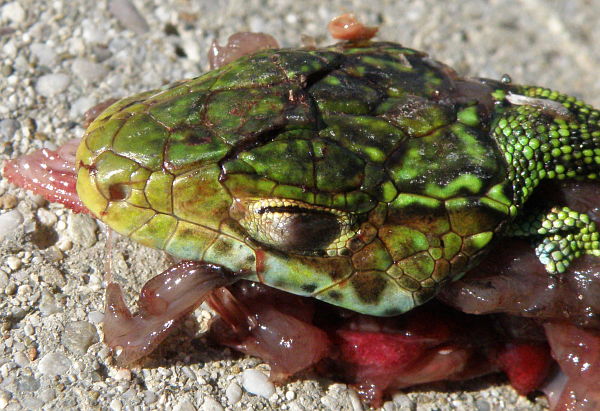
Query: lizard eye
[[233, 200, 354, 256], [255, 206, 341, 252]]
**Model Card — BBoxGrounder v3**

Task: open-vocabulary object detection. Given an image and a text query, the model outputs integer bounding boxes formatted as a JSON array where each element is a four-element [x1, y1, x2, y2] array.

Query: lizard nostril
[[108, 183, 131, 201]]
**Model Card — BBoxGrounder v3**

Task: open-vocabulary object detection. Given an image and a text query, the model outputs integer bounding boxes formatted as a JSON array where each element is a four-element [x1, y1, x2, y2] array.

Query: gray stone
[[1, 2, 26, 23], [108, 0, 149, 34], [241, 369, 274, 399], [39, 291, 61, 316], [0, 210, 23, 239], [71, 59, 108, 83], [38, 352, 71, 376], [19, 396, 44, 410], [225, 381, 242, 404], [30, 43, 57, 67], [61, 321, 99, 355], [143, 390, 158, 405], [35, 74, 70, 97], [201, 396, 223, 411], [0, 119, 19, 141], [173, 397, 196, 411], [16, 375, 39, 393], [66, 214, 97, 248]]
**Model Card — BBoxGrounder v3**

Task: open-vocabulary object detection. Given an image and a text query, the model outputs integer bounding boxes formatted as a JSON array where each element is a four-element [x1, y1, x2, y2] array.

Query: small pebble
[[0, 64, 13, 77], [41, 267, 66, 286], [1, 2, 26, 23], [157, 367, 172, 377], [241, 369, 275, 398], [0, 119, 19, 140], [56, 237, 73, 251], [0, 209, 23, 239], [82, 21, 105, 43], [70, 96, 96, 118], [5, 256, 21, 270], [87, 310, 104, 324], [285, 390, 295, 401], [39, 388, 56, 402], [21, 117, 36, 133], [29, 43, 58, 66], [201, 396, 223, 411], [0, 194, 17, 209], [27, 347, 38, 361], [114, 368, 132, 381], [23, 323, 34, 335], [24, 198, 45, 214], [143, 390, 158, 405], [321, 394, 343, 410], [36, 208, 58, 226], [4, 283, 16, 295], [109, 0, 150, 34], [0, 390, 10, 409], [13, 351, 29, 367], [87, 274, 102, 291], [39, 291, 61, 316], [225, 381, 242, 404], [38, 352, 71, 376], [476, 399, 491, 411], [71, 58, 107, 83], [391, 393, 415, 409], [109, 398, 123, 411], [61, 321, 99, 354], [48, 246, 66, 261], [21, 397, 44, 409], [348, 389, 363, 411], [9, 307, 26, 323], [173, 397, 196, 411], [35, 73, 71, 97], [66, 214, 97, 247], [16, 375, 39, 392]]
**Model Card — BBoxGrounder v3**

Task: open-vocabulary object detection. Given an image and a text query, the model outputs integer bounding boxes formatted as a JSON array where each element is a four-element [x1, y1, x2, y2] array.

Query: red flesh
[[493, 342, 553, 395], [2, 138, 87, 213], [208, 32, 279, 70], [327, 13, 379, 41], [104, 261, 236, 366], [208, 283, 331, 381], [543, 322, 600, 411], [208, 282, 556, 407]]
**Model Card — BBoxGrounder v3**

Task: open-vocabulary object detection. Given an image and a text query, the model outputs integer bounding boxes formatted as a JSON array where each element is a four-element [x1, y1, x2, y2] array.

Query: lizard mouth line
[[246, 197, 351, 217]]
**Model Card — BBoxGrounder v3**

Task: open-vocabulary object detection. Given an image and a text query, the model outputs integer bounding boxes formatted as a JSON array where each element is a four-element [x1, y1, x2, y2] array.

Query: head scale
[[77, 43, 509, 316]]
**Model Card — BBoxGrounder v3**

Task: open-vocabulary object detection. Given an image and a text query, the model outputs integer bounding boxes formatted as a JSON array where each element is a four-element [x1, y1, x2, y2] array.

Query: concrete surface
[[0, 0, 598, 409]]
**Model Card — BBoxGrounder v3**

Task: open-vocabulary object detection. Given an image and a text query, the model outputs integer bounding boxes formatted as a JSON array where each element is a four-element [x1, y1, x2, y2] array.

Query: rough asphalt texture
[[0, 0, 599, 409]]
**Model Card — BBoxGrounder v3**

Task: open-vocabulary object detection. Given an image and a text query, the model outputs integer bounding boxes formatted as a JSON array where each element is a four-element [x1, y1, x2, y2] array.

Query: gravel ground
[[0, 0, 599, 410]]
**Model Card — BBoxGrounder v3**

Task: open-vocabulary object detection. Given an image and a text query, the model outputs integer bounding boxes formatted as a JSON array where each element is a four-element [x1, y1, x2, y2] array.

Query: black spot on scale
[[179, 128, 213, 146], [301, 283, 318, 293], [328, 290, 343, 301], [350, 271, 387, 305]]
